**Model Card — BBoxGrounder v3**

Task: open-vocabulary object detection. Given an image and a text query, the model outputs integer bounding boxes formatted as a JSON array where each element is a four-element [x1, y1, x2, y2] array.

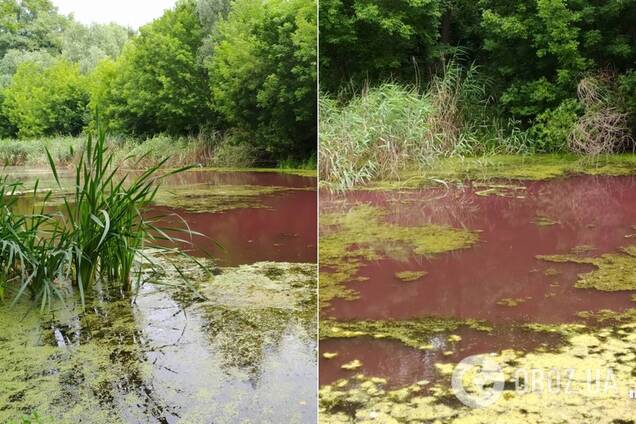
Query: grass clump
[[1, 118, 202, 309], [319, 62, 533, 189]]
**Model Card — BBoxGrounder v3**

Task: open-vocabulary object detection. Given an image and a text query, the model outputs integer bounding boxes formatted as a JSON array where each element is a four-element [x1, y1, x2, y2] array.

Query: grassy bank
[[320, 67, 635, 190], [0, 132, 316, 171]]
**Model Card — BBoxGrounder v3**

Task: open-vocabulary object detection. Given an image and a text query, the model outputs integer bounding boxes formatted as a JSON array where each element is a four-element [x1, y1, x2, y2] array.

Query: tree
[[208, 0, 317, 159], [61, 21, 132, 73], [479, 0, 636, 122], [0, 0, 70, 57], [99, 0, 212, 135], [2, 59, 88, 138], [319, 0, 445, 91]]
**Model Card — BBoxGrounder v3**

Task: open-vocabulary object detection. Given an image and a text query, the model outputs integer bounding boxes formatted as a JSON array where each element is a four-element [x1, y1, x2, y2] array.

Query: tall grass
[[0, 130, 264, 169], [1, 119, 203, 309], [319, 62, 531, 188], [0, 176, 71, 308]]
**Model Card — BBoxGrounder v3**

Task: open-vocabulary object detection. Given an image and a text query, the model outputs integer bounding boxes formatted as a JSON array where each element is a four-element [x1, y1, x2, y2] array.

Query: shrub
[[530, 99, 581, 153]]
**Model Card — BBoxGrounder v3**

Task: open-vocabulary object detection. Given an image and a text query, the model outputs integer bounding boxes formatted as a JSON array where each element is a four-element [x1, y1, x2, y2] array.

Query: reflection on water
[[0, 168, 317, 423]]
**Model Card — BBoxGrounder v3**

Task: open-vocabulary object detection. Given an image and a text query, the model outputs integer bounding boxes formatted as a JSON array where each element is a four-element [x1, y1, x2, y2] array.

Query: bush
[[529, 99, 581, 153]]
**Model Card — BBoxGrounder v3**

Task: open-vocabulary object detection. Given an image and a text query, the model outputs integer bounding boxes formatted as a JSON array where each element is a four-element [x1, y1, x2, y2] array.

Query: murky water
[[320, 175, 636, 387], [0, 168, 317, 423], [322, 175, 636, 323]]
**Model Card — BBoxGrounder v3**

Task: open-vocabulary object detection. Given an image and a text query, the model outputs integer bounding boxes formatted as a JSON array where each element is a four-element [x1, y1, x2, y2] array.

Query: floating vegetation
[[320, 322, 636, 423], [496, 297, 530, 307], [320, 318, 491, 349], [355, 154, 636, 191], [323, 352, 338, 359], [0, 257, 317, 423], [538, 246, 636, 291], [394, 271, 427, 282], [341, 359, 362, 371], [154, 184, 310, 213], [533, 214, 560, 226], [320, 204, 478, 307]]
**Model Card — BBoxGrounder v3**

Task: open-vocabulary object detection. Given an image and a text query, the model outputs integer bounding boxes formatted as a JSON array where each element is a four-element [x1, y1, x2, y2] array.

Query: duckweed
[[154, 184, 309, 213], [360, 154, 636, 190], [320, 321, 636, 423], [538, 246, 636, 291], [319, 318, 491, 349], [320, 204, 478, 307]]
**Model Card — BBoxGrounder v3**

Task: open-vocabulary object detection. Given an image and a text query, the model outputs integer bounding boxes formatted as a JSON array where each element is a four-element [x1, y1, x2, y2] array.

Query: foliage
[[319, 0, 443, 91], [477, 0, 636, 122], [0, 0, 70, 58], [529, 99, 582, 152], [1, 60, 89, 138], [97, 0, 211, 136], [207, 0, 317, 160], [61, 21, 132, 73], [0, 0, 316, 164]]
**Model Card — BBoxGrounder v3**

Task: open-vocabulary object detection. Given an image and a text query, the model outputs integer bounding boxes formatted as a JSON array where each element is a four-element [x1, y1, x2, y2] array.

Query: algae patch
[[360, 154, 636, 190], [320, 322, 636, 423], [538, 245, 636, 291], [320, 204, 478, 307], [154, 183, 309, 213], [320, 318, 491, 350]]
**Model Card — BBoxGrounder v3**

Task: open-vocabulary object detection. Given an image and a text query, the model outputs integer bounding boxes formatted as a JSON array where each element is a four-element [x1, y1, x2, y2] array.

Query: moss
[[320, 204, 478, 307], [394, 271, 427, 282], [359, 154, 636, 190], [319, 318, 491, 349], [538, 246, 636, 291]]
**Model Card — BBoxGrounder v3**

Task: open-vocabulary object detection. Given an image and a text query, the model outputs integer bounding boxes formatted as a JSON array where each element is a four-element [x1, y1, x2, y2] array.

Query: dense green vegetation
[[0, 0, 316, 165], [0, 121, 198, 309], [320, 0, 636, 185]]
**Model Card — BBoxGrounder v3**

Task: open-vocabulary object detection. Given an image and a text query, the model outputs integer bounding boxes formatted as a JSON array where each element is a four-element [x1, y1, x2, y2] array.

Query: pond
[[319, 173, 636, 421], [0, 167, 317, 424]]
